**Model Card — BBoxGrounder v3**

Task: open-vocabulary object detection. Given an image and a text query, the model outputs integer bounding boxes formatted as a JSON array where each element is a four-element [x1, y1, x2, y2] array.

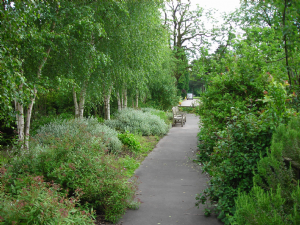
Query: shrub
[[141, 108, 172, 124], [105, 108, 170, 136], [118, 131, 141, 152], [230, 116, 300, 224], [0, 173, 94, 224], [33, 117, 122, 154], [7, 142, 138, 223], [197, 110, 273, 220]]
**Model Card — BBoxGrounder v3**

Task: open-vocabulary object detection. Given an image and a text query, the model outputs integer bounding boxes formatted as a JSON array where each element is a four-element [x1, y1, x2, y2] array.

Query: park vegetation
[[194, 0, 300, 224], [0, 0, 176, 223], [2, 0, 300, 224]]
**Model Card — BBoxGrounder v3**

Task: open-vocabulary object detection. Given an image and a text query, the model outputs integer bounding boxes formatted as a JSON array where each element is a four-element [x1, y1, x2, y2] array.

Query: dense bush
[[0, 117, 142, 223], [6, 142, 137, 223], [230, 116, 300, 224], [118, 131, 141, 152], [197, 72, 267, 162], [197, 109, 273, 219], [105, 108, 170, 136], [0, 174, 94, 224], [141, 108, 173, 124], [196, 71, 276, 222], [33, 117, 122, 154]]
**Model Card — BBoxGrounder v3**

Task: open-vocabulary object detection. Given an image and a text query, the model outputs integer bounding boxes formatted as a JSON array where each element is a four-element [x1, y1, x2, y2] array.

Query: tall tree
[[163, 0, 214, 89]]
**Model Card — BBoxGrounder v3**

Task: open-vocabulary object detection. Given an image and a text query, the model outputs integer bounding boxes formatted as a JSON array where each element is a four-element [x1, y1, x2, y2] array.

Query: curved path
[[116, 114, 222, 225]]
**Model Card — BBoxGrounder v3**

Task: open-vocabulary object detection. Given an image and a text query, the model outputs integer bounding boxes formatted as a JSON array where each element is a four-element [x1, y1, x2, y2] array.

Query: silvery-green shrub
[[105, 108, 169, 136], [32, 117, 122, 153]]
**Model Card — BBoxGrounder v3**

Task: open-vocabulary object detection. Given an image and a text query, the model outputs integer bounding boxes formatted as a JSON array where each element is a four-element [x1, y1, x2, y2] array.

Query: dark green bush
[[118, 131, 141, 152], [197, 110, 273, 220], [197, 72, 266, 162], [230, 116, 300, 224], [196, 71, 273, 222]]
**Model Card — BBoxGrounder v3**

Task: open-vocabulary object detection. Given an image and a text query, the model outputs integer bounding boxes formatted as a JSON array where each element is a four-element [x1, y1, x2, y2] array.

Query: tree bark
[[79, 87, 86, 118], [104, 86, 112, 120], [15, 47, 51, 149], [24, 87, 37, 149], [73, 86, 80, 118], [15, 84, 24, 148], [73, 85, 86, 119], [117, 90, 122, 111], [136, 90, 139, 108], [123, 88, 127, 109]]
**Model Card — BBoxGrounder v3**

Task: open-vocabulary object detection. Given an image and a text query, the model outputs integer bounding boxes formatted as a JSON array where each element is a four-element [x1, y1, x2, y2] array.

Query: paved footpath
[[116, 114, 223, 225]]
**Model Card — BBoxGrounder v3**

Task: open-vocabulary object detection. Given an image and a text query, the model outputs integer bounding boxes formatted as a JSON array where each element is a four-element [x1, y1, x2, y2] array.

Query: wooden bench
[[172, 106, 186, 127]]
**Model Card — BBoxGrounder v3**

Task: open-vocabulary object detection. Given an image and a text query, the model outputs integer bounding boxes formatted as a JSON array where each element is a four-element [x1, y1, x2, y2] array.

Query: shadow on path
[[116, 114, 223, 225]]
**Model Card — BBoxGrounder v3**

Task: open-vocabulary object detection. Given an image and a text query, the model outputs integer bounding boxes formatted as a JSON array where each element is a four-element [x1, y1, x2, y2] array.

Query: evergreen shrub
[[196, 71, 272, 222], [231, 116, 300, 224]]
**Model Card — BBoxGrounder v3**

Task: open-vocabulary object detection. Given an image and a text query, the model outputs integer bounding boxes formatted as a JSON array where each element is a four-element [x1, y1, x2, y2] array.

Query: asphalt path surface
[[116, 114, 222, 225], [180, 99, 200, 107]]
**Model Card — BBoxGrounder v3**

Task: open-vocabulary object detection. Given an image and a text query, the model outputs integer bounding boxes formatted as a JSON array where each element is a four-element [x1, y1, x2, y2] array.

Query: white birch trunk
[[117, 91, 122, 111], [79, 87, 86, 118], [73, 86, 80, 118], [104, 87, 112, 120], [15, 96, 24, 148], [121, 92, 124, 109], [123, 88, 127, 109], [24, 87, 37, 149], [136, 90, 139, 108]]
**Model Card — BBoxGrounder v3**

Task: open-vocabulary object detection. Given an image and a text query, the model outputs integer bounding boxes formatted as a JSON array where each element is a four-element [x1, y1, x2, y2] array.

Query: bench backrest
[[172, 106, 179, 116]]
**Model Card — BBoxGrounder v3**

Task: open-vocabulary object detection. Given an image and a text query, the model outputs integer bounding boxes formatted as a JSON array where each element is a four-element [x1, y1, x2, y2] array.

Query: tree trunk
[[123, 88, 127, 109], [136, 90, 139, 108], [117, 91, 122, 111], [15, 89, 24, 148], [15, 47, 51, 149], [24, 87, 37, 149], [79, 87, 86, 118], [73, 85, 86, 119], [73, 86, 80, 118], [104, 87, 112, 120]]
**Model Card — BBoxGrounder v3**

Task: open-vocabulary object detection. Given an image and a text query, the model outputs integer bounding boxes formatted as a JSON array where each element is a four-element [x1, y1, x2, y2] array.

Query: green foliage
[[118, 131, 142, 152], [105, 108, 170, 136], [197, 110, 273, 221], [141, 108, 173, 125], [230, 116, 300, 224], [33, 117, 122, 154], [197, 71, 267, 162], [231, 185, 300, 225], [7, 140, 137, 223], [179, 106, 198, 114], [0, 174, 95, 224], [118, 155, 140, 177]]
